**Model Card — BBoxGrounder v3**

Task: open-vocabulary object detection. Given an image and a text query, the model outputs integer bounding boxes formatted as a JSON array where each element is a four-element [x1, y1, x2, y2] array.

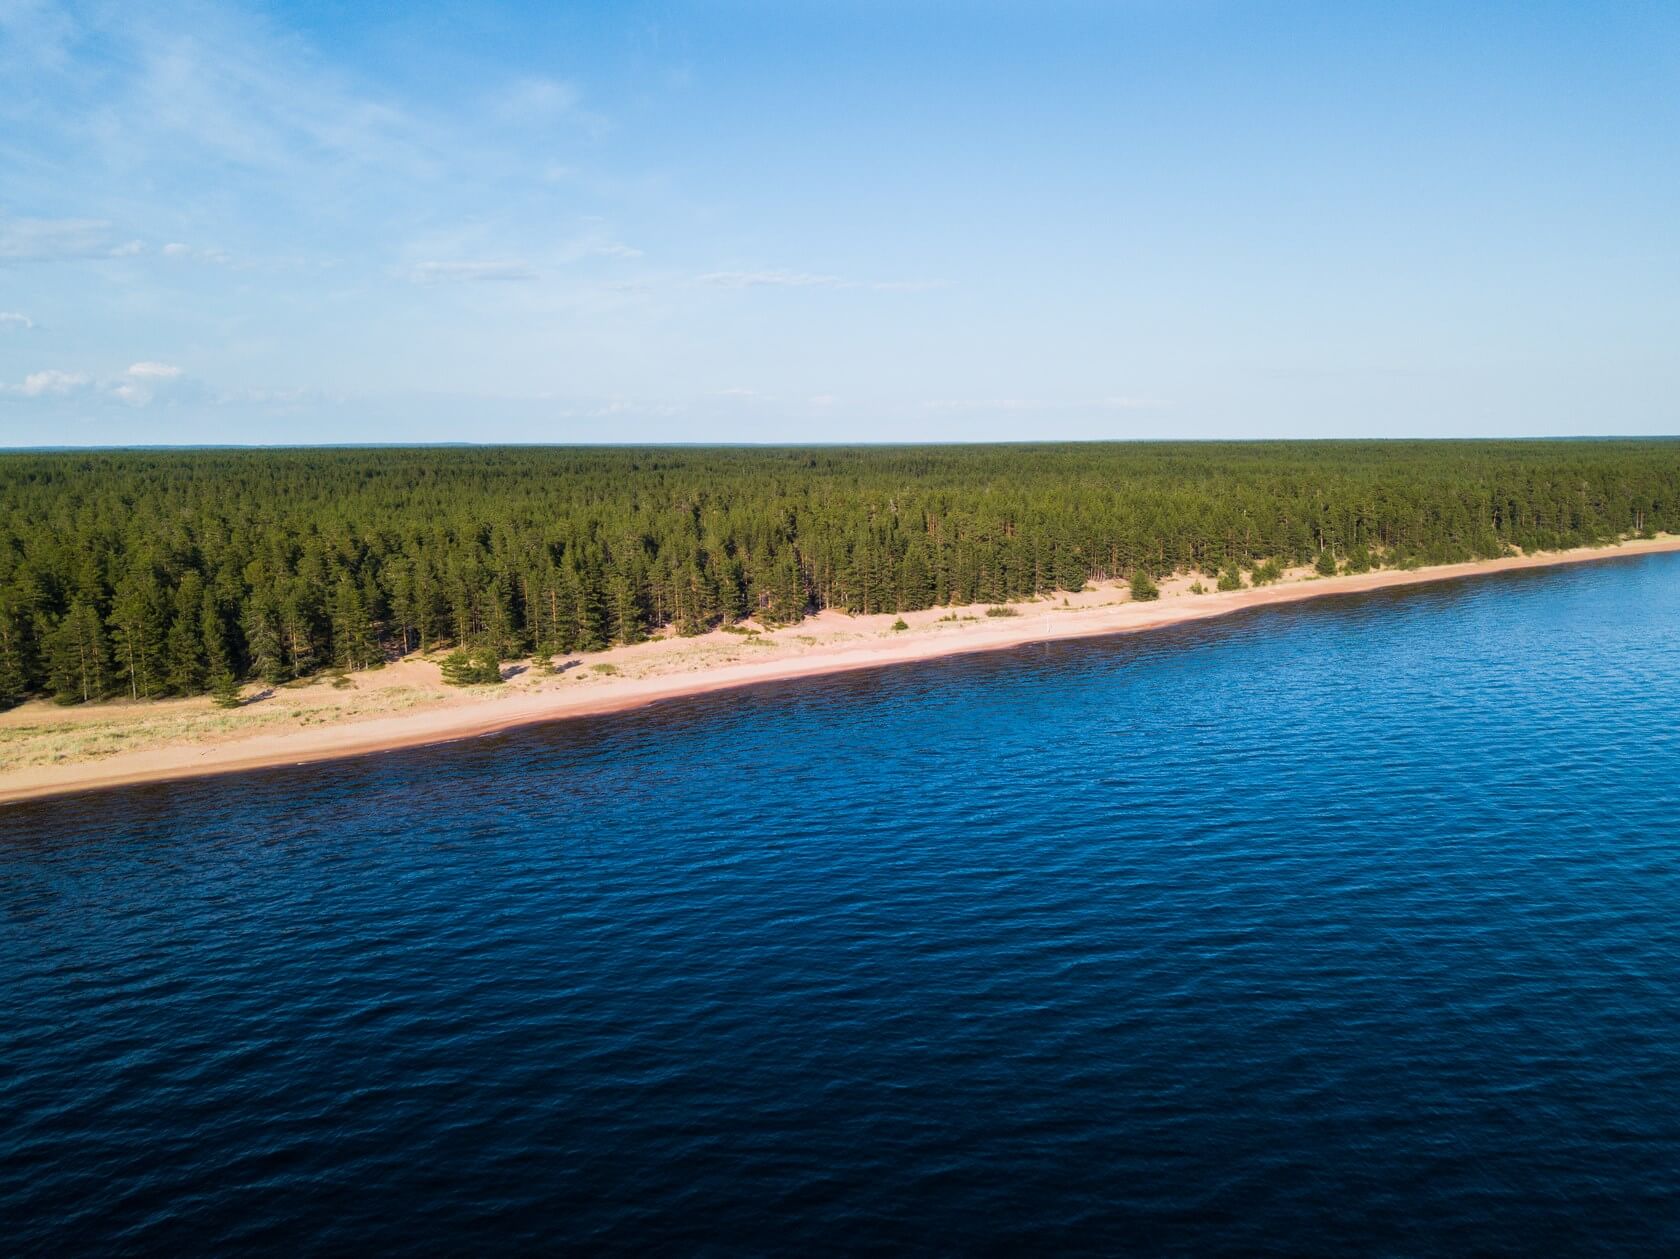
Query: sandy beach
[[3, 534, 1677, 806]]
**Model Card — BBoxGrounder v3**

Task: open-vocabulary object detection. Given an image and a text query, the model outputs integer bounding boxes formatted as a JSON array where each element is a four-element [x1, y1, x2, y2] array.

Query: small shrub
[[440, 646, 502, 685], [590, 662, 619, 675], [1250, 558, 1285, 586], [891, 617, 909, 631], [1129, 571, 1160, 601], [985, 606, 1019, 618], [1189, 580, 1207, 595], [1217, 567, 1244, 592]]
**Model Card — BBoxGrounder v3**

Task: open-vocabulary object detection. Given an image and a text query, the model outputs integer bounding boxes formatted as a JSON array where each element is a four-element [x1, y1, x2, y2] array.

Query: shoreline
[[4, 534, 1678, 806]]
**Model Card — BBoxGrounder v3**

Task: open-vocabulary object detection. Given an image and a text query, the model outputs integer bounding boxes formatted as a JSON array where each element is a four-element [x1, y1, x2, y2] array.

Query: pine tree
[[0, 584, 39, 709], [607, 571, 646, 646], [439, 648, 476, 685], [109, 564, 167, 699], [1129, 571, 1160, 601], [45, 598, 111, 704], [568, 566, 607, 652], [166, 572, 207, 695], [439, 645, 503, 685], [330, 575, 378, 672], [242, 592, 289, 685], [280, 582, 319, 679], [202, 589, 235, 685], [210, 668, 242, 708]]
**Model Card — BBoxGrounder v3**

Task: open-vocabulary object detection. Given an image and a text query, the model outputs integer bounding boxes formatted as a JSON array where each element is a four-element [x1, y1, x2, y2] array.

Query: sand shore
[[4, 534, 1678, 806]]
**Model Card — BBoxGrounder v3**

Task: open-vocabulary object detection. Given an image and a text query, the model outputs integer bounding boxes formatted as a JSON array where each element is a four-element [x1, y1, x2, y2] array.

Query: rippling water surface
[[6, 555, 1680, 1254]]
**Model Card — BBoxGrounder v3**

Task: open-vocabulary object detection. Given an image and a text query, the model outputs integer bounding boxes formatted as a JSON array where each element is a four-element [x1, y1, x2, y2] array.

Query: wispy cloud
[[491, 76, 609, 138], [0, 216, 117, 263], [113, 362, 186, 405], [17, 369, 90, 397], [0, 312, 34, 330], [697, 270, 843, 289], [161, 242, 231, 264], [1097, 396, 1169, 410], [493, 76, 580, 119], [126, 361, 183, 380], [7, 361, 190, 404], [924, 396, 1171, 413], [404, 259, 538, 284], [923, 398, 1048, 413], [697, 269, 941, 292]]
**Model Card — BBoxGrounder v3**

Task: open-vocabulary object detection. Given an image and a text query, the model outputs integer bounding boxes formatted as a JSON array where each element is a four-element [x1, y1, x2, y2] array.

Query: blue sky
[[1, 0, 1676, 445]]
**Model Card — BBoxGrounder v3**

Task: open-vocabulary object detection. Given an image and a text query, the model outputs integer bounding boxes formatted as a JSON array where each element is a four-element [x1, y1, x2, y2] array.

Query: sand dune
[[4, 535, 1677, 806]]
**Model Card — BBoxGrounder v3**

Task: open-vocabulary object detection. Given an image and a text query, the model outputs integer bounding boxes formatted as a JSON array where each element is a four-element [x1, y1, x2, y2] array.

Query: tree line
[[2, 440, 1675, 706]]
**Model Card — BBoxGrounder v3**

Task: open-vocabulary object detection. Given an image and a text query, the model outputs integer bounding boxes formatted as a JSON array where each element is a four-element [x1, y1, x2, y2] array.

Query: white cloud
[[923, 398, 1048, 413], [126, 361, 182, 379], [405, 259, 537, 284], [1098, 396, 1169, 410], [112, 361, 186, 405], [696, 269, 940, 291], [495, 76, 580, 119], [19, 369, 90, 396], [588, 242, 643, 259], [160, 242, 231, 264], [0, 312, 33, 330], [924, 396, 1171, 414], [6, 361, 194, 404], [491, 76, 609, 137], [0, 216, 114, 262], [697, 270, 843, 289]]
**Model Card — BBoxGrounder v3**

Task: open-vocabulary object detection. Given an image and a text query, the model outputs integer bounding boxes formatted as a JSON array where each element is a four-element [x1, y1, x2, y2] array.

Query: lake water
[[5, 554, 1680, 1254]]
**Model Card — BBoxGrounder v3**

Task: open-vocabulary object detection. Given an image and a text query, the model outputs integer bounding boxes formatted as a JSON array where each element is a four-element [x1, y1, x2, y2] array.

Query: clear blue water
[[5, 554, 1680, 1255]]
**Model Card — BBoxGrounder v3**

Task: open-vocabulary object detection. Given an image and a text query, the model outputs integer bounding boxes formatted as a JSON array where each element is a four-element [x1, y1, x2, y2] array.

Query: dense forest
[[1, 440, 1676, 707]]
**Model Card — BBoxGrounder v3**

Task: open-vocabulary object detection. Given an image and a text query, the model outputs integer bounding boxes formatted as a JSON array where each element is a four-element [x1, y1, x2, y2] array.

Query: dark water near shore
[[5, 555, 1680, 1255]]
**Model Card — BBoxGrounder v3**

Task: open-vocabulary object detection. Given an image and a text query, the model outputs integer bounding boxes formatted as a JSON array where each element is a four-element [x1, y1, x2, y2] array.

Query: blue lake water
[[5, 553, 1680, 1254]]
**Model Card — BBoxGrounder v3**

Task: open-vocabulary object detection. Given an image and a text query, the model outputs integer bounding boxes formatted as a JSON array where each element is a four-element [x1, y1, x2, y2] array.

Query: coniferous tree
[[330, 576, 378, 672], [211, 668, 242, 708], [46, 598, 111, 704], [202, 588, 237, 687], [0, 584, 39, 709], [242, 592, 288, 685], [1, 441, 1678, 706], [109, 564, 167, 699], [166, 571, 208, 694]]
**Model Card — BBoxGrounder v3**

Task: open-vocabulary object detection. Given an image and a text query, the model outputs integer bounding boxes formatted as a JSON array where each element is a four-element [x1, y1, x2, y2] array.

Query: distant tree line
[[1, 440, 1675, 706]]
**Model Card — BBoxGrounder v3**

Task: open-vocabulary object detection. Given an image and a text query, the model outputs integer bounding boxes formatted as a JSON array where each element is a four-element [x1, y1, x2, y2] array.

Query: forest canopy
[[1, 440, 1675, 707]]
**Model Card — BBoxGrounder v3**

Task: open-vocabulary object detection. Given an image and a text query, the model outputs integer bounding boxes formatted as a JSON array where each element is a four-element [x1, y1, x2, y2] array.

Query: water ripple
[[4, 554, 1680, 1253]]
